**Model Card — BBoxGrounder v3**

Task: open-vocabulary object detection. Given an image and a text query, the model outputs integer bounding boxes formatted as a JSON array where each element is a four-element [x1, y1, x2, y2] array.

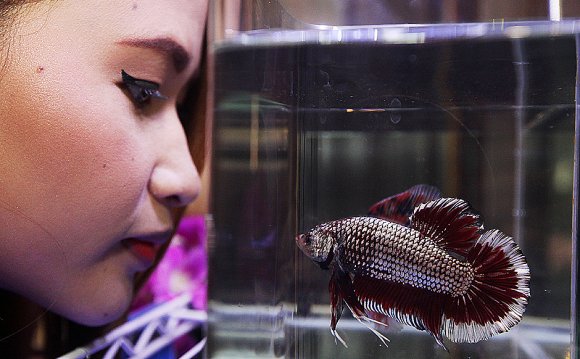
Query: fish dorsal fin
[[410, 198, 482, 257], [368, 184, 442, 226]]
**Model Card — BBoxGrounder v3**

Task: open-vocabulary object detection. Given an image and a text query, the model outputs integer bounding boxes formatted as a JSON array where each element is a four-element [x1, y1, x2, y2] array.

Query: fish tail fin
[[442, 229, 530, 343]]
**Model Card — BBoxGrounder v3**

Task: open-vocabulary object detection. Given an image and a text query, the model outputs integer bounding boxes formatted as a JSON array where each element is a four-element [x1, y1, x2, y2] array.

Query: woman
[[0, 0, 208, 355]]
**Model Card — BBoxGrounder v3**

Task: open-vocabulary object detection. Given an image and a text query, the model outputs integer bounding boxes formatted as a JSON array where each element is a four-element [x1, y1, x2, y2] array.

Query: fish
[[295, 184, 530, 350]]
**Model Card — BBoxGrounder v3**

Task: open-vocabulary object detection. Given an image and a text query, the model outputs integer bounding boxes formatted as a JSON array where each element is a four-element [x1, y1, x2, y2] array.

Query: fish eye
[[299, 234, 312, 246], [121, 69, 167, 107]]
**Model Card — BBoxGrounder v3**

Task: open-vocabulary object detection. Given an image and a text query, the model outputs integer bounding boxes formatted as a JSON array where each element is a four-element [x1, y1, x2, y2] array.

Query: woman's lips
[[123, 238, 160, 268]]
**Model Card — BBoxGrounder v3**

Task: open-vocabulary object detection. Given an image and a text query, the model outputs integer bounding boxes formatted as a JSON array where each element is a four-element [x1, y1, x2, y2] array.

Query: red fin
[[442, 229, 530, 343], [329, 269, 344, 333], [410, 198, 482, 257], [330, 270, 392, 347], [329, 267, 365, 332], [368, 184, 441, 226], [353, 275, 448, 350], [366, 311, 403, 334]]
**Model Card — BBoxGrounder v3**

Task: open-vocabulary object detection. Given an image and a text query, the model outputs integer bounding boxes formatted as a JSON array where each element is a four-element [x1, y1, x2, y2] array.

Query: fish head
[[295, 226, 335, 265]]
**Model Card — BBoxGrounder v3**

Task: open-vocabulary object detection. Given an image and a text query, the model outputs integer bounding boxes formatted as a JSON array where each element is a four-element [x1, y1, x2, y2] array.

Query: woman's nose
[[148, 121, 201, 208]]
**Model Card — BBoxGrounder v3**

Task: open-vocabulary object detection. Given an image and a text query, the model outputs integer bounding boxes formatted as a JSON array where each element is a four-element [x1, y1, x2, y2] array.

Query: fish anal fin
[[353, 275, 448, 350], [368, 184, 441, 226], [410, 197, 481, 257], [366, 311, 396, 330]]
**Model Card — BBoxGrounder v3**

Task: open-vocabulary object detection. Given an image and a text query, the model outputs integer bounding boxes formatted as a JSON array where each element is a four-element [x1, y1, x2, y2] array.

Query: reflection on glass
[[208, 17, 578, 359]]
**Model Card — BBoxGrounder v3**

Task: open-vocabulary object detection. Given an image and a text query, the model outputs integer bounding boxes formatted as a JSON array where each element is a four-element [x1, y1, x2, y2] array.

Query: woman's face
[[0, 0, 206, 325]]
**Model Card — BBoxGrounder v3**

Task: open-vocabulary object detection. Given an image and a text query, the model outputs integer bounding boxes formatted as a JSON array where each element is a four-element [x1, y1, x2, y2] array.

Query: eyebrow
[[117, 37, 191, 73]]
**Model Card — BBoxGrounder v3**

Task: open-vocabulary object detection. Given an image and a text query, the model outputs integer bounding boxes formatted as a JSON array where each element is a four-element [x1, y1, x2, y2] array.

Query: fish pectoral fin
[[368, 184, 441, 225], [410, 197, 482, 257]]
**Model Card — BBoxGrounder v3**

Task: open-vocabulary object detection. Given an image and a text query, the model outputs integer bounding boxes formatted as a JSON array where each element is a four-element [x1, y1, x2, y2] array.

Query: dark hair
[[0, 1, 36, 32]]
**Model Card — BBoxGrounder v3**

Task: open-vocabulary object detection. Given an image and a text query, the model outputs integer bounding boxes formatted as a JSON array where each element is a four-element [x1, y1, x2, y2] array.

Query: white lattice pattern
[[57, 294, 207, 359]]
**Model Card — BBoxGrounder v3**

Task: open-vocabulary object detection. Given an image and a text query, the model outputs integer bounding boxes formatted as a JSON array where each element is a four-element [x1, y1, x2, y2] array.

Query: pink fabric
[[131, 215, 207, 312]]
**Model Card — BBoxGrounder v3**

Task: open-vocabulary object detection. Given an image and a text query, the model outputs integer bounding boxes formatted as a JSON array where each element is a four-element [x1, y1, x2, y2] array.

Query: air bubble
[[389, 98, 402, 124]]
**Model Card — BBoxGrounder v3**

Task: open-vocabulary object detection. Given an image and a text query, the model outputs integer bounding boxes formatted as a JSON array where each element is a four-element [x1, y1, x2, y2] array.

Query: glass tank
[[207, 2, 579, 358]]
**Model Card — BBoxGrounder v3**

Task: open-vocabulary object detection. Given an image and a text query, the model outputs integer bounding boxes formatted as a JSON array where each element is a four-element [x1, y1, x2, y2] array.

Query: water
[[208, 22, 579, 358]]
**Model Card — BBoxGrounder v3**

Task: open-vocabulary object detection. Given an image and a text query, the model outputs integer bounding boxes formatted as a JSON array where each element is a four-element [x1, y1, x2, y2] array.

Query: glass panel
[[208, 7, 579, 358]]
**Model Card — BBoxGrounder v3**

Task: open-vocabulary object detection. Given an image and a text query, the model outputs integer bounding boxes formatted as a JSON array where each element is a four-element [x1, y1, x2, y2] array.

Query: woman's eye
[[121, 69, 167, 106]]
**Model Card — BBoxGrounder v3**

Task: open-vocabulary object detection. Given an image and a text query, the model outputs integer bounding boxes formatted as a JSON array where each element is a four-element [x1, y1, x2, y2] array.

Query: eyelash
[[121, 69, 167, 106]]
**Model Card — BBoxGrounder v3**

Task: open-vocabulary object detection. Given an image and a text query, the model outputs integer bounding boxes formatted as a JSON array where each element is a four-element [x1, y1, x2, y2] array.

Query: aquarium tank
[[207, 1, 580, 358]]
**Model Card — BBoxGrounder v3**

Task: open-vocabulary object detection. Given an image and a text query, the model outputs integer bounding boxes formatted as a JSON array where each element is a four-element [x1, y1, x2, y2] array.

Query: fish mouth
[[295, 233, 316, 259], [295, 233, 308, 251]]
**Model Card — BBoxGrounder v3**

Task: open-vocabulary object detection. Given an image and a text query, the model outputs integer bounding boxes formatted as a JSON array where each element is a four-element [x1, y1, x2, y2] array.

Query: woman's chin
[[70, 302, 130, 327], [46, 278, 136, 327]]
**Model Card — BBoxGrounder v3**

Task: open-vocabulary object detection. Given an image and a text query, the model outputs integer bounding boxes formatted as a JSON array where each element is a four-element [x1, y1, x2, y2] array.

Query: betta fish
[[295, 185, 530, 350]]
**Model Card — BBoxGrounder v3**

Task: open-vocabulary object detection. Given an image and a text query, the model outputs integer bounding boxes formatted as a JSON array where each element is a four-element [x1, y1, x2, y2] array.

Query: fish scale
[[296, 185, 530, 349], [330, 217, 474, 297]]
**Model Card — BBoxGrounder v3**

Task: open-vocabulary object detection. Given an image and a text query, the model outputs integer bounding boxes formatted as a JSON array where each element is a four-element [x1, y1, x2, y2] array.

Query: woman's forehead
[[17, 0, 206, 51]]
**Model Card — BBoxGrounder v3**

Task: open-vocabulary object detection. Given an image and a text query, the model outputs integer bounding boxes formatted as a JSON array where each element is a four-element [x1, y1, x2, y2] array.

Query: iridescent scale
[[331, 217, 474, 297], [296, 187, 530, 348]]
